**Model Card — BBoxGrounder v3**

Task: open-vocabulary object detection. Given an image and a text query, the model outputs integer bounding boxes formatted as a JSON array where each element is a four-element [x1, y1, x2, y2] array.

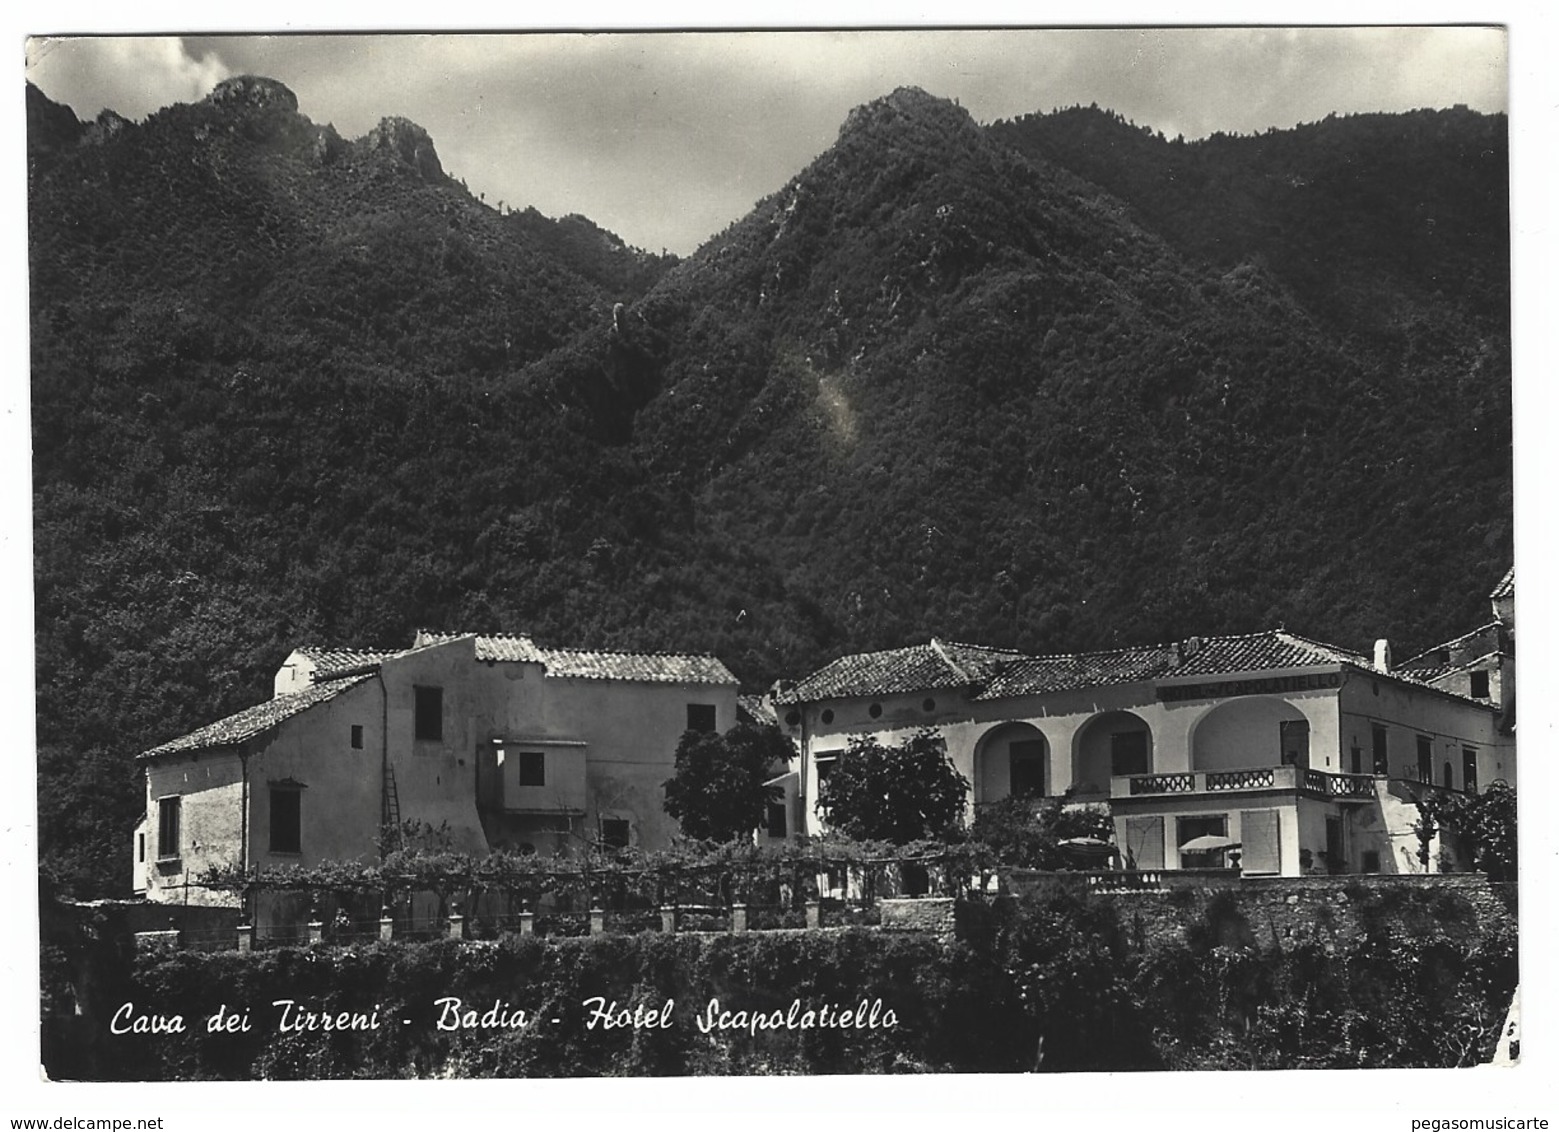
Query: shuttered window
[[157, 797, 181, 860], [1240, 809, 1281, 875], [1121, 815, 1164, 870]]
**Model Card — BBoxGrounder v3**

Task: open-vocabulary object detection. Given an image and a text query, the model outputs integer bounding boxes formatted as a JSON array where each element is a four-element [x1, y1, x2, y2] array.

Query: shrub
[[814, 730, 969, 844]]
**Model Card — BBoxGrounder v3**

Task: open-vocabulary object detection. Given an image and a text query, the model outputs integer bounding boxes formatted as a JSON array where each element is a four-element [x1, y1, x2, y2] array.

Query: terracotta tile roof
[[295, 645, 407, 680], [1490, 567, 1514, 601], [784, 629, 1383, 704], [1393, 662, 1459, 683], [415, 630, 736, 684], [1399, 622, 1504, 669], [738, 694, 779, 728], [936, 640, 1029, 681], [413, 630, 545, 663], [140, 674, 373, 759], [1161, 630, 1368, 678], [774, 638, 1024, 704], [975, 645, 1177, 699], [536, 647, 737, 684]]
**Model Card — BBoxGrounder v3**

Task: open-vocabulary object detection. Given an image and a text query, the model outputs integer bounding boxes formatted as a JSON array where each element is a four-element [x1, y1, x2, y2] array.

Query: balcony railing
[[1301, 768, 1376, 800], [1113, 765, 1378, 801]]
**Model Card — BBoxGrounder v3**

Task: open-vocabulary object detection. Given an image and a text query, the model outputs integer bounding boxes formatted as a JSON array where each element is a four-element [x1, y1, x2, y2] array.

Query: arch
[[1071, 711, 1154, 800], [1188, 696, 1309, 773], [973, 722, 1050, 804]]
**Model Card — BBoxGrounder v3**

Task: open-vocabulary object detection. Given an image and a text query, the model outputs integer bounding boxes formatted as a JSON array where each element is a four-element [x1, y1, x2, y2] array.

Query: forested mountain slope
[[31, 82, 1510, 895]]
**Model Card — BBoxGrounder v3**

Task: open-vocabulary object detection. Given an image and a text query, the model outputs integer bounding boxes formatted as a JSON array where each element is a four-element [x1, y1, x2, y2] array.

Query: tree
[[969, 794, 1113, 869], [1412, 782, 1517, 880], [814, 729, 969, 844], [662, 723, 791, 842], [1449, 782, 1517, 881]]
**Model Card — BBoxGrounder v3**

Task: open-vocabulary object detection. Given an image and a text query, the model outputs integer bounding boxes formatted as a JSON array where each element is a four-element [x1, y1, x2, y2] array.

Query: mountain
[[989, 104, 1509, 336], [535, 88, 1509, 662], [30, 82, 1511, 896]]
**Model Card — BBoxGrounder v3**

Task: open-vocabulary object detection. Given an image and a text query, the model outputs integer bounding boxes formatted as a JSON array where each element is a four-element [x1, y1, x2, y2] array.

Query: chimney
[[1373, 639, 1392, 673]]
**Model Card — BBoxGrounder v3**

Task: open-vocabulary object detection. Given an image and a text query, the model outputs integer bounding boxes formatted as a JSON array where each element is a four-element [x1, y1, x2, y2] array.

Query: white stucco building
[[770, 575, 1514, 877], [132, 632, 738, 904]]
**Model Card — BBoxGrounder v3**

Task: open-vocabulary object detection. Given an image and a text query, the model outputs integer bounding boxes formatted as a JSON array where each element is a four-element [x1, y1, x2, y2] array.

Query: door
[[1280, 720, 1310, 769], [1325, 816, 1344, 873], [1009, 740, 1046, 798]]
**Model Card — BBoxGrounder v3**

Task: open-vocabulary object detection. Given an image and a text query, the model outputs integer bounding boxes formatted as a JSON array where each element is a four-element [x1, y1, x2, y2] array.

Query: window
[[1470, 670, 1491, 699], [156, 797, 181, 860], [350, 724, 364, 750], [1417, 736, 1433, 783], [1361, 850, 1381, 874], [815, 752, 841, 786], [686, 703, 717, 732], [269, 788, 301, 854], [518, 751, 545, 787], [1350, 745, 1363, 775], [1009, 740, 1046, 798], [1279, 720, 1310, 768], [1110, 730, 1148, 777], [137, 832, 145, 864], [414, 686, 443, 741], [1372, 724, 1389, 776], [1442, 761, 1454, 790], [1177, 815, 1228, 869], [601, 818, 630, 850], [765, 801, 788, 838], [1463, 747, 1479, 795]]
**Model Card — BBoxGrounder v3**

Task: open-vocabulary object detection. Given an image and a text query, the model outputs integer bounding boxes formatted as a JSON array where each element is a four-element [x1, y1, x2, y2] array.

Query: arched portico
[[1189, 696, 1310, 772], [1071, 711, 1154, 800], [973, 722, 1050, 804]]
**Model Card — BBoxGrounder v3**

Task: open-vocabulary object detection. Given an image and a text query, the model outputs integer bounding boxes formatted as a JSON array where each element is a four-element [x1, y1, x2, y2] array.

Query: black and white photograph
[[11, 7, 1555, 1124]]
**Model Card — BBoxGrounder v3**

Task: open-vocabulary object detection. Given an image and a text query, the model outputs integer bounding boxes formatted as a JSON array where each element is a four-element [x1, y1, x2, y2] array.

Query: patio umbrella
[[1058, 837, 1113, 848], [1178, 834, 1241, 853]]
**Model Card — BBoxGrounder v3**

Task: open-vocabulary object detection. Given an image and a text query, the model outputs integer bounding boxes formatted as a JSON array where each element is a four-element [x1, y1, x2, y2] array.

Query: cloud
[[26, 37, 231, 122]]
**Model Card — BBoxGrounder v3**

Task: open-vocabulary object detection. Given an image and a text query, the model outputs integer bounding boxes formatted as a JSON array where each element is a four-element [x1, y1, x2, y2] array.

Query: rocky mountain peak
[[838, 86, 976, 140], [204, 75, 300, 114], [360, 115, 445, 182]]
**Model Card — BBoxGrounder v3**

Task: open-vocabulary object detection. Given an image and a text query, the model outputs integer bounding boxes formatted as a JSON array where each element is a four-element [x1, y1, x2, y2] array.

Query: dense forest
[[29, 79, 1511, 897]]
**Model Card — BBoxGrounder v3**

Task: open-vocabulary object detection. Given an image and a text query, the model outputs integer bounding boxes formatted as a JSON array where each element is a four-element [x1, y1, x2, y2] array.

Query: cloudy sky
[[24, 27, 1507, 255]]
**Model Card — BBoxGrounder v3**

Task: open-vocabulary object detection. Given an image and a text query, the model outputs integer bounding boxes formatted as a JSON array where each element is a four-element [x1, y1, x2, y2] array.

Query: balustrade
[[1128, 773, 1194, 795], [1206, 767, 1276, 791], [1302, 769, 1376, 799], [1117, 763, 1375, 799]]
